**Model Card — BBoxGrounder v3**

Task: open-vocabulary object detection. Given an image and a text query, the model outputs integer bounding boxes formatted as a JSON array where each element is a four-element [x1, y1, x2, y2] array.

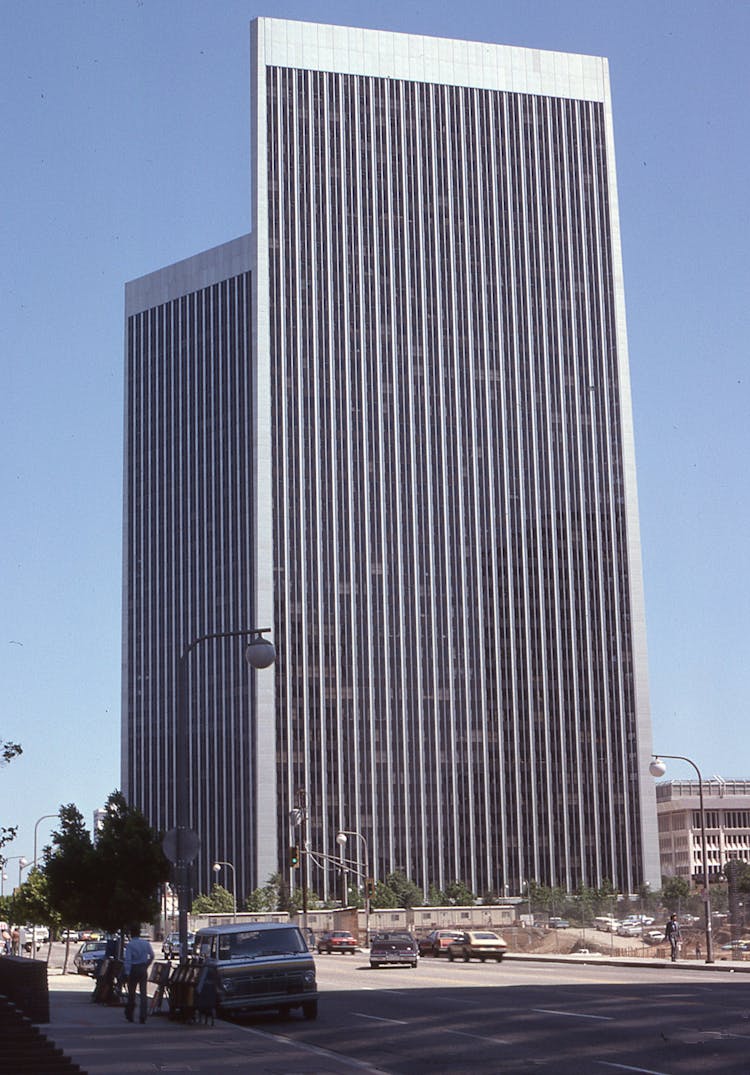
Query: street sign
[[162, 827, 200, 865]]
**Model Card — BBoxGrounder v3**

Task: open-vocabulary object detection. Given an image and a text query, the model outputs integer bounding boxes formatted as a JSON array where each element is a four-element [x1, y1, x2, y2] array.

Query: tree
[[370, 879, 399, 908], [444, 880, 475, 906], [91, 791, 170, 933], [9, 867, 60, 958], [192, 884, 234, 914], [382, 871, 422, 909], [44, 804, 97, 928], [44, 804, 97, 973], [0, 740, 22, 866], [661, 876, 691, 913], [426, 883, 443, 906], [1, 740, 22, 767]]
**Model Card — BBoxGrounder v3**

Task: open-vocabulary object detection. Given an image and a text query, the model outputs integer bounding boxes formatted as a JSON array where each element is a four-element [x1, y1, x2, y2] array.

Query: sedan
[[162, 931, 195, 959], [316, 930, 358, 955], [370, 932, 419, 968], [74, 940, 107, 976], [447, 930, 507, 963], [418, 929, 464, 957]]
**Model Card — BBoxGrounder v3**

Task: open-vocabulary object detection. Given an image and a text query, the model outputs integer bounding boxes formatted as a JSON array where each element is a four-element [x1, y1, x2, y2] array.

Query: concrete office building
[[122, 18, 660, 901], [655, 780, 750, 883]]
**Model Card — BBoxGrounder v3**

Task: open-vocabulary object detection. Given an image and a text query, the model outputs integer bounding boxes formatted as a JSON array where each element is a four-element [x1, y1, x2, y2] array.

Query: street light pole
[[212, 861, 237, 922], [650, 753, 714, 964], [336, 829, 370, 944], [28, 814, 56, 956], [175, 627, 275, 962]]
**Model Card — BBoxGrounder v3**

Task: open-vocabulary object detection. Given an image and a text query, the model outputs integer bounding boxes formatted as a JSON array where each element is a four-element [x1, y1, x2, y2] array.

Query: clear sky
[[2, 0, 748, 880]]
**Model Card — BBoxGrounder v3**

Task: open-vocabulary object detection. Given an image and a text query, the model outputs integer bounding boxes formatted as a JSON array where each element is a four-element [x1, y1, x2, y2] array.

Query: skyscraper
[[123, 19, 660, 902]]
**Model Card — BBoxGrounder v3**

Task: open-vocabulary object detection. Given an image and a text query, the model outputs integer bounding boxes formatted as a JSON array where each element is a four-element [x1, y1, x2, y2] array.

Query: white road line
[[444, 1029, 510, 1045], [533, 1008, 614, 1021], [598, 1063, 670, 1074], [234, 1024, 383, 1072], [353, 1011, 408, 1025]]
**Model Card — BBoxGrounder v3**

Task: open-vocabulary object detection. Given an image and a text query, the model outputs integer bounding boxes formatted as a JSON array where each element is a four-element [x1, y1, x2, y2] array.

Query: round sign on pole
[[162, 827, 200, 865]]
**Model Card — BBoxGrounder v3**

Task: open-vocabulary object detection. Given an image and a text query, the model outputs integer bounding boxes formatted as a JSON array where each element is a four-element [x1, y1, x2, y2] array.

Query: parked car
[[617, 923, 643, 937], [644, 930, 665, 945], [162, 931, 195, 960], [369, 932, 419, 968], [548, 918, 570, 929], [720, 939, 750, 952], [316, 930, 357, 955], [60, 929, 79, 943], [74, 939, 108, 976], [418, 929, 464, 957], [447, 930, 507, 963], [193, 922, 317, 1019]]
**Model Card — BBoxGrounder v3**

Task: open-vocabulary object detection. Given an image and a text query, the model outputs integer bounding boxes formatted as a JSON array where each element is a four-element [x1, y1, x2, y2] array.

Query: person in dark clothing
[[123, 926, 155, 1023], [665, 913, 681, 962]]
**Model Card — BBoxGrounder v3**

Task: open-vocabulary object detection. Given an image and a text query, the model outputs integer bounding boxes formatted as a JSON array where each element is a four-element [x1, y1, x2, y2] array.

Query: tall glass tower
[[123, 19, 660, 902]]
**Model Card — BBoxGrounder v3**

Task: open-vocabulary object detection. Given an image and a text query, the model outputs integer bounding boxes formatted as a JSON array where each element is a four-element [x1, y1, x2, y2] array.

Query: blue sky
[[2, 0, 748, 879]]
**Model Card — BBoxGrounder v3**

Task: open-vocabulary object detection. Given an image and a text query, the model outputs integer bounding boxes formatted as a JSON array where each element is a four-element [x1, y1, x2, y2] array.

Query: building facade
[[122, 19, 660, 901], [655, 780, 750, 883]]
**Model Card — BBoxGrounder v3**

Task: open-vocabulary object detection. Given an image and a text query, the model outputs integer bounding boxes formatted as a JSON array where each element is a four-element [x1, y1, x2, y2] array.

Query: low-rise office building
[[655, 780, 750, 882]]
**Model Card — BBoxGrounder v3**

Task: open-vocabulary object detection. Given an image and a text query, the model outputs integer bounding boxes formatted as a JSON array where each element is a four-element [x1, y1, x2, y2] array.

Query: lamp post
[[212, 861, 237, 922], [335, 830, 370, 944], [650, 754, 714, 964], [31, 814, 56, 955], [174, 628, 275, 962]]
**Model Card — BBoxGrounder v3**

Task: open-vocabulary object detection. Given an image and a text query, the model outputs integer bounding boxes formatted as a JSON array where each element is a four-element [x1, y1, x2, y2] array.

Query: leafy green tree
[[192, 884, 234, 914], [370, 879, 400, 908], [1, 740, 22, 767], [479, 890, 499, 906], [9, 868, 60, 957], [661, 876, 691, 913], [44, 804, 97, 928], [444, 880, 475, 906], [426, 883, 443, 906], [0, 740, 22, 865], [383, 871, 422, 909], [91, 791, 170, 933]]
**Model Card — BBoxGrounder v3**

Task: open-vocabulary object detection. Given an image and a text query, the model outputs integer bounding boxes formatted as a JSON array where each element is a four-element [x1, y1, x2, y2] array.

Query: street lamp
[[174, 627, 275, 962], [336, 830, 370, 944], [650, 754, 714, 964], [31, 814, 56, 954], [212, 861, 237, 922]]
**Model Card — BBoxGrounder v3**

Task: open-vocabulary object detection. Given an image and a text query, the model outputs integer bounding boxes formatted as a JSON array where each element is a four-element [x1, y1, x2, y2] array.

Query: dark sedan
[[370, 932, 418, 968]]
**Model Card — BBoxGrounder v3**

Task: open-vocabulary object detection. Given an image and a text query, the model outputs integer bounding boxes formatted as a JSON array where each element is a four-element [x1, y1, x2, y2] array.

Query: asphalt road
[[250, 953, 750, 1074], [42, 945, 750, 1073]]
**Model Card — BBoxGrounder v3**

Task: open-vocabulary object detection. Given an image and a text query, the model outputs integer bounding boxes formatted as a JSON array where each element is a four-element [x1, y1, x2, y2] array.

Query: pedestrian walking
[[123, 926, 154, 1024], [665, 913, 681, 962]]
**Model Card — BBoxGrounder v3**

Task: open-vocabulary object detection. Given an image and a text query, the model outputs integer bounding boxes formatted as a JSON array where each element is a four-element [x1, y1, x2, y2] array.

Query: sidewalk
[[44, 970, 371, 1074]]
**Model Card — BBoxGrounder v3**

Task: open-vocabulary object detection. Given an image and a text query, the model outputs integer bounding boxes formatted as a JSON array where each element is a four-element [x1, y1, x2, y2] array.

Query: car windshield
[[474, 932, 499, 940], [217, 928, 306, 960]]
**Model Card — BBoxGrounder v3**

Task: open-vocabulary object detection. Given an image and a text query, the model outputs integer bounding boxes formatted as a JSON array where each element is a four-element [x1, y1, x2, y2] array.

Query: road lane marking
[[533, 1008, 614, 1021], [353, 1012, 408, 1025], [444, 1029, 510, 1045], [598, 1064, 669, 1074], [234, 1024, 383, 1072]]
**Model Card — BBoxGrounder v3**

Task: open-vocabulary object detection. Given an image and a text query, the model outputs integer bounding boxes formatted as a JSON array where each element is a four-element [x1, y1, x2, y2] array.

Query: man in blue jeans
[[123, 926, 155, 1023]]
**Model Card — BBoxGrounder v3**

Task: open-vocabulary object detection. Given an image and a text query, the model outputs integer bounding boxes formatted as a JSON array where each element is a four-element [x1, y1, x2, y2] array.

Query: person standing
[[123, 926, 154, 1023], [665, 913, 681, 962]]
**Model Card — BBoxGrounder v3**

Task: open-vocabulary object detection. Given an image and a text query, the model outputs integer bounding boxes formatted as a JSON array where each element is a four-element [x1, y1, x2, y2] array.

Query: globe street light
[[172, 627, 276, 962], [650, 754, 714, 964], [336, 829, 370, 943], [212, 860, 237, 922]]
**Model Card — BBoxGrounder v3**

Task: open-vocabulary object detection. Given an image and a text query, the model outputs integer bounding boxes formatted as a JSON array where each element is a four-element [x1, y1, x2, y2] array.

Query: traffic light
[[289, 844, 300, 868], [365, 877, 375, 898]]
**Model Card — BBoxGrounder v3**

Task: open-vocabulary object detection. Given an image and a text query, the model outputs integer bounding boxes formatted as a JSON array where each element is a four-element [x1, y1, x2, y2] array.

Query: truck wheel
[[302, 1000, 318, 1020], [448, 950, 455, 962]]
